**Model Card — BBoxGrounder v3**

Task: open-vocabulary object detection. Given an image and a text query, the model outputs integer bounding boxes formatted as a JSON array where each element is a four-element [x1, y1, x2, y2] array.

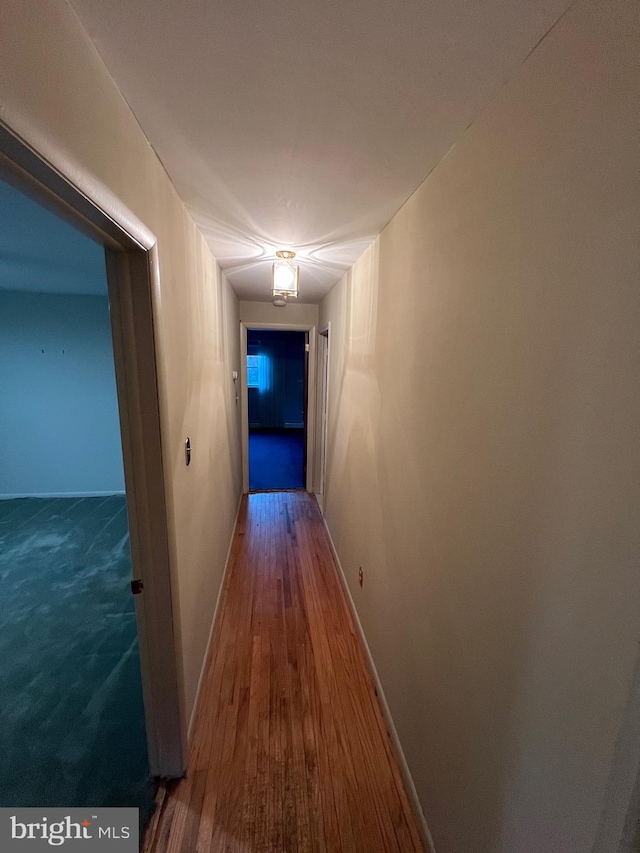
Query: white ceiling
[[0, 179, 108, 295], [68, 0, 571, 303]]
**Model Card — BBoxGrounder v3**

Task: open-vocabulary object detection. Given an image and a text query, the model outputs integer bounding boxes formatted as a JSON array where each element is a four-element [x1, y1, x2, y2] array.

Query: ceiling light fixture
[[272, 250, 299, 306]]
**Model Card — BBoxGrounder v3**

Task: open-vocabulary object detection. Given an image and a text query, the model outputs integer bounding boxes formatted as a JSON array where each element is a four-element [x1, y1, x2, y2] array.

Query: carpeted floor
[[0, 495, 154, 819], [248, 429, 305, 490]]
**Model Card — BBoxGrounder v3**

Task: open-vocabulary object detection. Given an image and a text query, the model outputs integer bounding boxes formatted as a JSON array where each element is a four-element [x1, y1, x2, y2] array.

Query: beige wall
[[240, 299, 319, 327], [0, 0, 243, 727], [320, 0, 640, 851]]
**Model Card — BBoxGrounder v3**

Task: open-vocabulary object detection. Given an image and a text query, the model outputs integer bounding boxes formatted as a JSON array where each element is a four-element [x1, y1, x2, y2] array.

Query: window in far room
[[247, 354, 260, 388], [247, 351, 271, 392]]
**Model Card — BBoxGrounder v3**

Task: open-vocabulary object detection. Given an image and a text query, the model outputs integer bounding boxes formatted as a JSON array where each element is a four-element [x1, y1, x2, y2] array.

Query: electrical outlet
[[359, 566, 364, 587]]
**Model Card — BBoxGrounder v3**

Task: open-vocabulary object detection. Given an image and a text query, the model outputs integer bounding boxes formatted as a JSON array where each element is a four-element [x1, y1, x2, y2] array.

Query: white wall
[[0, 0, 243, 724], [320, 0, 640, 850], [239, 299, 319, 327], [0, 291, 124, 497]]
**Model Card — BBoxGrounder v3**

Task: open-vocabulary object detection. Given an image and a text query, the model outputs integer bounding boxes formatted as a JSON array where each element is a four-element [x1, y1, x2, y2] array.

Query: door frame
[[314, 324, 330, 512], [0, 120, 187, 778], [240, 322, 317, 494]]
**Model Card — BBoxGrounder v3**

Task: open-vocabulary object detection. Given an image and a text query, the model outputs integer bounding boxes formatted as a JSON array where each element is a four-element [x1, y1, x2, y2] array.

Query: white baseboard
[[319, 507, 436, 853], [0, 491, 126, 499], [187, 490, 244, 741]]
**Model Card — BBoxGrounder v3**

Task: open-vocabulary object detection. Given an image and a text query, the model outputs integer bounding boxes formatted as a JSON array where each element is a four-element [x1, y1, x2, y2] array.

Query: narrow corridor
[[144, 491, 423, 852]]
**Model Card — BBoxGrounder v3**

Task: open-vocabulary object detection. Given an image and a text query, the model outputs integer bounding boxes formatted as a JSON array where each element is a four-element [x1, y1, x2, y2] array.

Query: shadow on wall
[[593, 645, 640, 852]]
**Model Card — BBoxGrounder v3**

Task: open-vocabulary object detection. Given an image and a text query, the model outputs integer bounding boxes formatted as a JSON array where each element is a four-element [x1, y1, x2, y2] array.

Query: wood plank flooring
[[144, 491, 424, 852]]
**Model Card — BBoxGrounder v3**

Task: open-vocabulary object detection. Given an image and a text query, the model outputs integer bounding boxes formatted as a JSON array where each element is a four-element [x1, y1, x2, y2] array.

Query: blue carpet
[[0, 496, 154, 821], [249, 429, 304, 490]]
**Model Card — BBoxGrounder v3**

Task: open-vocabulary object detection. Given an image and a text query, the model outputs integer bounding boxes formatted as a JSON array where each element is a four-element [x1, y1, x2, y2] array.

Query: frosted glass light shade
[[272, 251, 299, 299]]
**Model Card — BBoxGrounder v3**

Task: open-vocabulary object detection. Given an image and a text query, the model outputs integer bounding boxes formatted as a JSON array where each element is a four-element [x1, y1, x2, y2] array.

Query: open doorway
[[0, 176, 154, 814], [246, 329, 307, 490], [0, 120, 186, 815]]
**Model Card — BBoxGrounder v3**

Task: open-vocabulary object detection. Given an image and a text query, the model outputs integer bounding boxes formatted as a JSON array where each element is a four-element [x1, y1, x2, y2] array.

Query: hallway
[[144, 491, 423, 852]]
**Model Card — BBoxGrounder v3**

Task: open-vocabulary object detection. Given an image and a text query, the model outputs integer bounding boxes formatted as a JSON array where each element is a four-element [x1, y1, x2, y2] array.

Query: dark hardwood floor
[[144, 491, 424, 852]]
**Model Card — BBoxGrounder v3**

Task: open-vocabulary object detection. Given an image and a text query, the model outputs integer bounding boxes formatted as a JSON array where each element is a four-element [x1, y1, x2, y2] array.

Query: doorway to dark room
[[247, 329, 307, 490]]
